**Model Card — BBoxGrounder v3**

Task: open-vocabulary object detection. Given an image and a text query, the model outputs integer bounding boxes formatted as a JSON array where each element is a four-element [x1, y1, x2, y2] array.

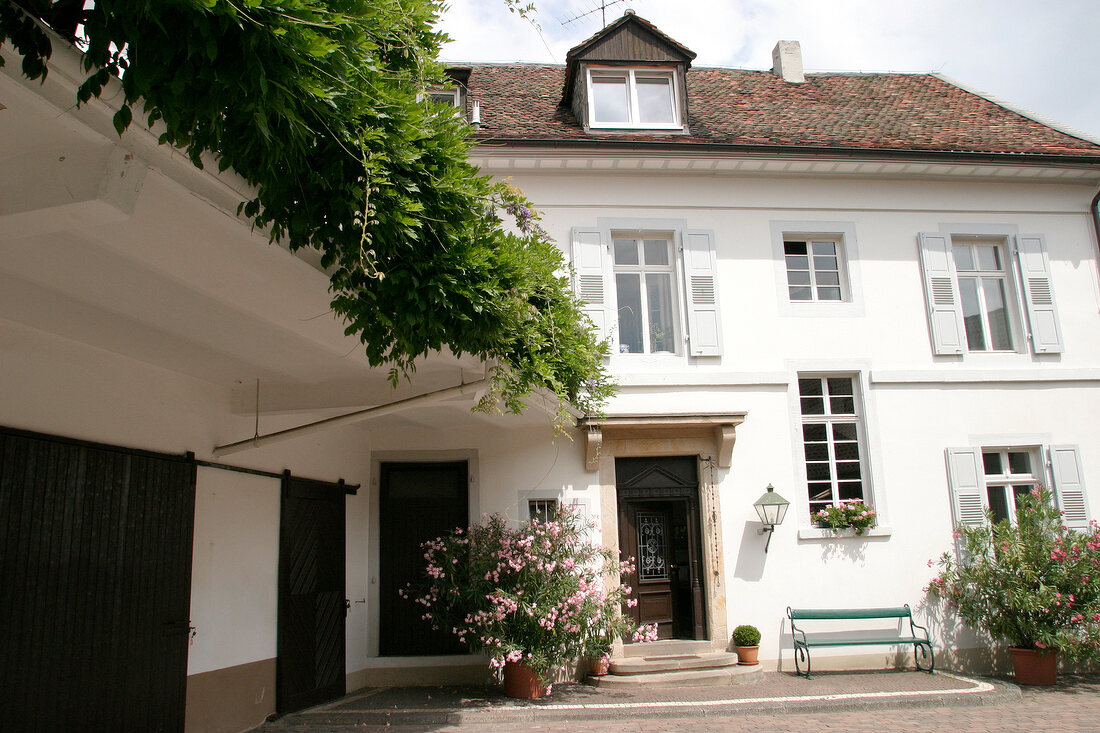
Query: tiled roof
[[463, 64, 1100, 158]]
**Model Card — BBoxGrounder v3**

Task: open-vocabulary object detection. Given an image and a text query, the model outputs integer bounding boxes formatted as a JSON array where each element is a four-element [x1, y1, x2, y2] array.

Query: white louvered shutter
[[918, 233, 966, 355], [571, 227, 613, 346], [946, 448, 989, 528], [682, 230, 723, 356], [1050, 445, 1091, 530], [1015, 235, 1064, 354]]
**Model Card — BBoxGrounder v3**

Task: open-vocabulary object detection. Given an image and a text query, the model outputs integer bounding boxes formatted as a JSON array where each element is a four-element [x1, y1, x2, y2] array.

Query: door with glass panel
[[612, 235, 678, 354], [616, 456, 706, 641]]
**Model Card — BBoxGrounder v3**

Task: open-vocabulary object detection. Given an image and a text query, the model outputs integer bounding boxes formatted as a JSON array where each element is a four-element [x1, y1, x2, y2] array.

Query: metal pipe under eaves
[[212, 379, 488, 457]]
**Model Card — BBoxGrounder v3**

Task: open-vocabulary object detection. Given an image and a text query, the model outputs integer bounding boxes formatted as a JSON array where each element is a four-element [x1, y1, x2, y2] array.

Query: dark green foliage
[[1, 0, 612, 422], [732, 624, 760, 646]]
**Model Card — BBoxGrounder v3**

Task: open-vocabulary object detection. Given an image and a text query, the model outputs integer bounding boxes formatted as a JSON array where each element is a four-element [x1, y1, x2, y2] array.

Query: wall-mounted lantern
[[753, 484, 790, 553]]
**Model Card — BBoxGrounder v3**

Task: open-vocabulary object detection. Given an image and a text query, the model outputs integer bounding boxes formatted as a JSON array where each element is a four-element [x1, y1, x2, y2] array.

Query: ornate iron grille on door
[[637, 512, 669, 581]]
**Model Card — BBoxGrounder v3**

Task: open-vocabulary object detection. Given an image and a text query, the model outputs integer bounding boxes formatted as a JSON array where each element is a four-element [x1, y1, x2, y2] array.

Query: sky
[[435, 0, 1100, 142]]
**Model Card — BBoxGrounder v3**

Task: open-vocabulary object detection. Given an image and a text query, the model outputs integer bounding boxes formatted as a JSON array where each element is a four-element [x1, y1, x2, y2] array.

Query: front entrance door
[[379, 461, 468, 656], [617, 457, 706, 641]]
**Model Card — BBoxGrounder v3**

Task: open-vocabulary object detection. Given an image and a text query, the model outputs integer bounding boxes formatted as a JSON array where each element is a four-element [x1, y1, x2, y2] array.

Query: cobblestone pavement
[[262, 673, 1100, 732], [478, 675, 1100, 732]]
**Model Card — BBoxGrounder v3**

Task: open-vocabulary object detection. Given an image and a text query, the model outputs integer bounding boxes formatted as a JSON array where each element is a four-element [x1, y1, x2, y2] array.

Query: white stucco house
[[3, 12, 1100, 733]]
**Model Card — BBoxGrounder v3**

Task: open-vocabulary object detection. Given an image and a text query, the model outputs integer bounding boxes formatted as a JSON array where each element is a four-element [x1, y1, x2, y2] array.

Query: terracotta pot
[[1009, 647, 1058, 686], [502, 660, 549, 699], [736, 645, 760, 665], [589, 656, 611, 676]]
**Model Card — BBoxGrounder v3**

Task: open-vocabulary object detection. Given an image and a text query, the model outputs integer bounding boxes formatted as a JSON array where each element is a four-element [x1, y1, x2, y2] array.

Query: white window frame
[[586, 66, 682, 130], [782, 236, 850, 303], [950, 237, 1019, 353], [528, 497, 561, 523], [919, 224, 1063, 356], [770, 221, 864, 317], [795, 373, 872, 517], [946, 443, 1091, 534], [572, 217, 723, 360], [980, 446, 1041, 524], [610, 232, 682, 355]]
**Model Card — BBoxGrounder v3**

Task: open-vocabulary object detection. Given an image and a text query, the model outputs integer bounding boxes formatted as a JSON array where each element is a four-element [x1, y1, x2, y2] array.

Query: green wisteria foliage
[[0, 0, 613, 423]]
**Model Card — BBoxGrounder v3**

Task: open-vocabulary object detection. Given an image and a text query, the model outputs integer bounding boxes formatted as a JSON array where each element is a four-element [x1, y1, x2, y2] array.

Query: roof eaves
[[932, 72, 1100, 148], [470, 137, 1100, 167]]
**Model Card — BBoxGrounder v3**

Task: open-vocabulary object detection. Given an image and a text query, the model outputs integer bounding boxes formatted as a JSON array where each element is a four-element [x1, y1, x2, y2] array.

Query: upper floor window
[[613, 236, 678, 354], [571, 224, 722, 357], [918, 232, 1063, 356], [952, 240, 1013, 351], [426, 88, 459, 107], [588, 68, 680, 129], [784, 238, 848, 302]]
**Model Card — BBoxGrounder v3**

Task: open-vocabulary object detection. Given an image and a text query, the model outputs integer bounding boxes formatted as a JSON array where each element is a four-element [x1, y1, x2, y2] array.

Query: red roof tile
[[463, 64, 1100, 158]]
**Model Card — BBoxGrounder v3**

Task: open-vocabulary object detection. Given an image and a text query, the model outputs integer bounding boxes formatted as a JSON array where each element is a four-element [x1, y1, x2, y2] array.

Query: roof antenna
[[560, 0, 629, 29]]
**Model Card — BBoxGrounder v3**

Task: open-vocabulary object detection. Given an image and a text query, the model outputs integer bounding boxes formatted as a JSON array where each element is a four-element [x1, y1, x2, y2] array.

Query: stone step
[[610, 651, 740, 675], [623, 639, 717, 658], [587, 663, 764, 688]]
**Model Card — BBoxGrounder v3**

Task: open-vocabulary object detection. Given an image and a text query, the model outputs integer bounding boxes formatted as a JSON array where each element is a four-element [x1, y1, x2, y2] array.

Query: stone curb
[[263, 674, 1020, 729]]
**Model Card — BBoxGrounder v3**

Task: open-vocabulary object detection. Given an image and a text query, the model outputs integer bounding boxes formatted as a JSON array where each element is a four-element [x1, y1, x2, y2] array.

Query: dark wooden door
[[622, 503, 676, 638], [277, 474, 346, 715], [617, 456, 706, 641], [0, 427, 196, 733], [379, 461, 468, 656]]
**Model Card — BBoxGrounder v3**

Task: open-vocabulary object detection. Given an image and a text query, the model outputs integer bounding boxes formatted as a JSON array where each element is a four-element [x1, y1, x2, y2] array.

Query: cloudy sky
[[436, 0, 1100, 142]]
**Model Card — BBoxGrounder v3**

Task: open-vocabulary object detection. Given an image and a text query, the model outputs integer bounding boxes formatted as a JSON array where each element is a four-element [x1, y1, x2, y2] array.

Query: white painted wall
[[361, 162, 1100, 667], [189, 468, 281, 675]]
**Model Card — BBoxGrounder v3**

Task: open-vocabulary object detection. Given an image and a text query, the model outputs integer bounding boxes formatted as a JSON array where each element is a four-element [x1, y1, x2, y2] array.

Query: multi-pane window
[[982, 448, 1038, 524], [427, 89, 459, 107], [784, 239, 846, 301], [528, 498, 560, 523], [798, 376, 866, 515], [613, 236, 678, 354], [952, 240, 1013, 351], [588, 69, 679, 128]]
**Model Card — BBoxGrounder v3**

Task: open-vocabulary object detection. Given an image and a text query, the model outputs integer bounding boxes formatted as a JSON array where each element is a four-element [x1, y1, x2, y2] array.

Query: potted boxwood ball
[[732, 624, 761, 665]]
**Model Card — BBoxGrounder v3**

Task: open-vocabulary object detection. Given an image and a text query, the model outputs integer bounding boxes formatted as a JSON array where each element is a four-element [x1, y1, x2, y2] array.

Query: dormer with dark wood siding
[[563, 10, 696, 133]]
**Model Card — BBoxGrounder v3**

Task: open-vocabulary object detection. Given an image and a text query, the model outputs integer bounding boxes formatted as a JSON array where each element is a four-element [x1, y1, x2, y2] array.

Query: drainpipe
[[1092, 187, 1100, 280]]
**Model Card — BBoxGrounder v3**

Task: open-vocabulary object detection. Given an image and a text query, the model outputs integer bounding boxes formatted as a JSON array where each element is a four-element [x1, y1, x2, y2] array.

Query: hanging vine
[[0, 0, 614, 425]]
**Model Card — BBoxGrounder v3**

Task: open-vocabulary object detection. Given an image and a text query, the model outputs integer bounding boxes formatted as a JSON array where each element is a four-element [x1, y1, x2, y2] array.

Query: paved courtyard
[[262, 672, 1100, 732]]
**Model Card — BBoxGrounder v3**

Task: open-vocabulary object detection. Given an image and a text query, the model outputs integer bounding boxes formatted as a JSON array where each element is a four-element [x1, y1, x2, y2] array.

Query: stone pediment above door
[[578, 413, 746, 472], [619, 463, 689, 490]]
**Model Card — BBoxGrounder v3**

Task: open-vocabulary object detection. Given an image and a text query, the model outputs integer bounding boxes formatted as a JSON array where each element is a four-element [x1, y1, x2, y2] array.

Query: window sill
[[797, 525, 893, 541]]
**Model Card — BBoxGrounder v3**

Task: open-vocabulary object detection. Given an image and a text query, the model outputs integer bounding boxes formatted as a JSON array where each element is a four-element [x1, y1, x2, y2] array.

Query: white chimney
[[771, 41, 805, 83]]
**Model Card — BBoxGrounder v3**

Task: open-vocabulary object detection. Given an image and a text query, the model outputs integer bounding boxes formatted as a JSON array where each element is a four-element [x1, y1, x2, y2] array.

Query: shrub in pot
[[403, 508, 657, 696], [927, 487, 1100, 684], [732, 624, 761, 665]]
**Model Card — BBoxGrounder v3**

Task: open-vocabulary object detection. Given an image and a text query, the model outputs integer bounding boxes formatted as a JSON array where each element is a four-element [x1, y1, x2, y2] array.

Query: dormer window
[[423, 88, 460, 107], [562, 12, 695, 134], [587, 68, 680, 129]]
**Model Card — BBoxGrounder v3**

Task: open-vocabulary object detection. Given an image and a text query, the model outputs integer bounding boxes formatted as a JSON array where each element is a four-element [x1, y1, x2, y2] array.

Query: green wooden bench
[[787, 605, 934, 679]]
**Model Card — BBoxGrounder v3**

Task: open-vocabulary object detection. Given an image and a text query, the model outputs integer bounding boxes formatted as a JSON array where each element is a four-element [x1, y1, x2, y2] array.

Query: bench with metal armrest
[[787, 605, 934, 679]]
